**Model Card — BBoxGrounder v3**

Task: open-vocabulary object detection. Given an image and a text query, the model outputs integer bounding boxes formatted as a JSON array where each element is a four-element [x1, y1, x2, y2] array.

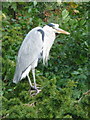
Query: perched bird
[[13, 23, 70, 94]]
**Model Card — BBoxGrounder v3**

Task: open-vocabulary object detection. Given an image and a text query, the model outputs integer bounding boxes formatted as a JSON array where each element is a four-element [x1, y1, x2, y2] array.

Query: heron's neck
[[43, 26, 55, 37]]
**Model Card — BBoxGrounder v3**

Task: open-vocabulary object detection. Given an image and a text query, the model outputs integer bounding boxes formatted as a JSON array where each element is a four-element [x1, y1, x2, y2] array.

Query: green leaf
[[2, 3, 11, 8], [62, 9, 69, 19], [28, 8, 32, 13], [72, 71, 80, 75], [84, 41, 89, 48], [80, 19, 86, 26], [7, 89, 13, 92], [33, 1, 37, 6], [63, 16, 70, 23], [78, 74, 87, 80], [11, 3, 17, 11]]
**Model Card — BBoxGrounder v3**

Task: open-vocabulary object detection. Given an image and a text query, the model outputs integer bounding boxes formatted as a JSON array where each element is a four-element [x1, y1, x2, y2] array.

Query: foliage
[[1, 2, 89, 119]]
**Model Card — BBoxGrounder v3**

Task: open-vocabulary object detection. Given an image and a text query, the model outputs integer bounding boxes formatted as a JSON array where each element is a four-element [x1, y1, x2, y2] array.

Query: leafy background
[[1, 2, 90, 119]]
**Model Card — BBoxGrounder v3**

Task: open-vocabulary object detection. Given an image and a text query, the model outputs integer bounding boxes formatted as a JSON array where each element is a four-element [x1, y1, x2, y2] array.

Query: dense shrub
[[1, 2, 89, 119]]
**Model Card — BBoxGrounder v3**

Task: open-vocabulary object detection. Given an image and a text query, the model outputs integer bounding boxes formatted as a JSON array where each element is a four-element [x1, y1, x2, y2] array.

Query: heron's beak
[[55, 28, 70, 35]]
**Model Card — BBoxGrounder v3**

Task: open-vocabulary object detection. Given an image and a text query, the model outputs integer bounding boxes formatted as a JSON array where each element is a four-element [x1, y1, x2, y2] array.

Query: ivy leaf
[[11, 3, 17, 11], [72, 71, 80, 75], [80, 19, 86, 26], [62, 9, 69, 20], [33, 1, 37, 6]]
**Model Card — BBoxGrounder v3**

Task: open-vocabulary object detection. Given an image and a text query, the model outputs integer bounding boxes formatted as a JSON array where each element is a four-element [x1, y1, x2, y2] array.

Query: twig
[[78, 89, 90, 103], [23, 102, 35, 107]]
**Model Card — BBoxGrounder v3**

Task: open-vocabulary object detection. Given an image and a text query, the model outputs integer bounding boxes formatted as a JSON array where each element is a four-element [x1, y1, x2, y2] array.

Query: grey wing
[[13, 27, 43, 83]]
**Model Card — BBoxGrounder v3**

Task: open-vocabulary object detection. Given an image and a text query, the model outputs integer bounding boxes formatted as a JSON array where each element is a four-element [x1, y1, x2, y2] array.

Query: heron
[[13, 23, 70, 94]]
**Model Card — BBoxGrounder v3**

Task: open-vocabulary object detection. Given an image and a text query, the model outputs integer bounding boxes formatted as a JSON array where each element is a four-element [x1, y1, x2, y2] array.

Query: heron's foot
[[30, 86, 41, 96], [30, 89, 41, 96]]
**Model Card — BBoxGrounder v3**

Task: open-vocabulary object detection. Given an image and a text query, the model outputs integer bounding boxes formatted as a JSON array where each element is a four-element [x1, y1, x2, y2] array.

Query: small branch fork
[[78, 89, 90, 102]]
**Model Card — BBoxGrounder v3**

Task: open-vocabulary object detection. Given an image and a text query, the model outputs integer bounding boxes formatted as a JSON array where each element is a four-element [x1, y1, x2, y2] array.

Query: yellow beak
[[56, 28, 70, 35]]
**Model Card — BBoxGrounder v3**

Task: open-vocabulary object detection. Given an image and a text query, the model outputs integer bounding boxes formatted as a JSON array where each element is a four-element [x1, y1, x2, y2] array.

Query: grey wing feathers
[[13, 27, 43, 83]]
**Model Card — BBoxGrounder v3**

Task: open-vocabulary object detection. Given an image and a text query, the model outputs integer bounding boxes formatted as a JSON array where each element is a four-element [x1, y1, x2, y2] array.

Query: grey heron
[[13, 23, 70, 94]]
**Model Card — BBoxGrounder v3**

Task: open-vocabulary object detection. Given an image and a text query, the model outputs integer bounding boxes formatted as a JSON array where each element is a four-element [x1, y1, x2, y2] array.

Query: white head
[[46, 23, 70, 35]]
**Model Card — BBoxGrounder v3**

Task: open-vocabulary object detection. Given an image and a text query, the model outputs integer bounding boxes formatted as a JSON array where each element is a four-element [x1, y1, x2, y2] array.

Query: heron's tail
[[13, 66, 22, 84], [13, 77, 19, 84], [13, 74, 21, 84]]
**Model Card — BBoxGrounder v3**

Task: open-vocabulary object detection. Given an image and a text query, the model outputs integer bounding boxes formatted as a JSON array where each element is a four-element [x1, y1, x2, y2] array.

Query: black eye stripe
[[47, 23, 55, 28]]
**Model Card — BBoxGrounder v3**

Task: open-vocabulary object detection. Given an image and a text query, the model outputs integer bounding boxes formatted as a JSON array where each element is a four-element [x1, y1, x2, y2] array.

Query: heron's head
[[47, 23, 70, 35]]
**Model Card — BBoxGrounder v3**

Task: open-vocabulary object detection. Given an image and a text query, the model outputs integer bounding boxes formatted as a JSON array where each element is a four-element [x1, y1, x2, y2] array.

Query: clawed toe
[[29, 86, 41, 96], [31, 89, 41, 96], [36, 89, 41, 94]]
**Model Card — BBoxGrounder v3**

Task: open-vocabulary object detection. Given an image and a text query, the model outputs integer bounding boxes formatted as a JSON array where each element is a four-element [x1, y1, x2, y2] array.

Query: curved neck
[[43, 26, 56, 38]]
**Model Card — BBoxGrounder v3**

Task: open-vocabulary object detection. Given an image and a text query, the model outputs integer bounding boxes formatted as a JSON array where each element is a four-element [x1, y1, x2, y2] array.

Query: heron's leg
[[31, 69, 41, 95], [32, 69, 37, 89], [27, 75, 33, 88]]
